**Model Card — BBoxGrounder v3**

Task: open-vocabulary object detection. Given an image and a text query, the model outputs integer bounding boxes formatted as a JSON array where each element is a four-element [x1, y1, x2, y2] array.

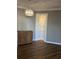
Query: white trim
[[45, 41, 61, 45], [33, 40, 61, 45], [17, 6, 61, 11], [33, 39, 45, 42], [32, 39, 38, 41]]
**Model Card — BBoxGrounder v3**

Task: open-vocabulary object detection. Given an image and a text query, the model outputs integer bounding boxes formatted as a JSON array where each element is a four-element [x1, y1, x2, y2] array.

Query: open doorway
[[35, 13, 48, 41]]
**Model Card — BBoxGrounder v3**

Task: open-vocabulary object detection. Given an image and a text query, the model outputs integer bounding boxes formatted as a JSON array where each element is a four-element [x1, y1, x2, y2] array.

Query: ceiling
[[17, 0, 61, 11]]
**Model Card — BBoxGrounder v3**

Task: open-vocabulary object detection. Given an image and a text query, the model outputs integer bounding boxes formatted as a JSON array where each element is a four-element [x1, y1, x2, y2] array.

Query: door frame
[[35, 13, 48, 41]]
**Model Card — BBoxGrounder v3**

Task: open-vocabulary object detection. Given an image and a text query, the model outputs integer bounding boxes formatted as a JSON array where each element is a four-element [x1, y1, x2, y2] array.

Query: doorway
[[35, 13, 48, 41]]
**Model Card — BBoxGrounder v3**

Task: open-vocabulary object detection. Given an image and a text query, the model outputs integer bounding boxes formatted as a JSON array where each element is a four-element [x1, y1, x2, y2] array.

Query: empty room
[[17, 0, 61, 59]]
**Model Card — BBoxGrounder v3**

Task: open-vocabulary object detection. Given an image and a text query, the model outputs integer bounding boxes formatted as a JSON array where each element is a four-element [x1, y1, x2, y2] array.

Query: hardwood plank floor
[[17, 40, 61, 59]]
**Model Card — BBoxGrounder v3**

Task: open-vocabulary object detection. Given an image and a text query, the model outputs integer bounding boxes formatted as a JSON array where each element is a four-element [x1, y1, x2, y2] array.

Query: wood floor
[[17, 40, 61, 59]]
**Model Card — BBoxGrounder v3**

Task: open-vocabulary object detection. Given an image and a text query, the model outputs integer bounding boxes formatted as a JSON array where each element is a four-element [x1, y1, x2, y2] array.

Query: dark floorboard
[[17, 40, 61, 59]]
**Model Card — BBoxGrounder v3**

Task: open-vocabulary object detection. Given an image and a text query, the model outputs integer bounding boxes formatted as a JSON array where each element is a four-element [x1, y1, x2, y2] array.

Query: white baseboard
[[33, 40, 61, 45], [33, 39, 38, 41], [45, 41, 61, 45], [33, 39, 45, 41]]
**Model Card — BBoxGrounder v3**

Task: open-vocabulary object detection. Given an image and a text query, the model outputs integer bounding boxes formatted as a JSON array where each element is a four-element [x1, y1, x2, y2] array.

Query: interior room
[[17, 0, 61, 59]]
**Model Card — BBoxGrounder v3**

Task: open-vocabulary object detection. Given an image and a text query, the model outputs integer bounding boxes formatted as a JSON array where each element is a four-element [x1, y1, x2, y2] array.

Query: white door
[[35, 13, 48, 41]]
